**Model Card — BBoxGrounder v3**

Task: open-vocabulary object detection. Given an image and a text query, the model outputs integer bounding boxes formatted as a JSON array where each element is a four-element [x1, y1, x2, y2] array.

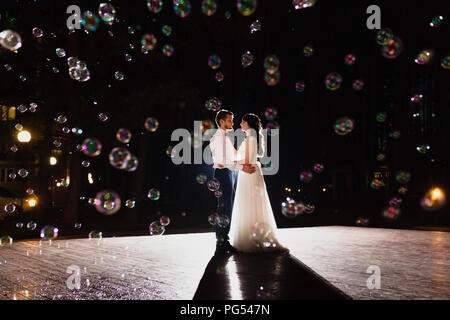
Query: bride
[[222, 113, 289, 253]]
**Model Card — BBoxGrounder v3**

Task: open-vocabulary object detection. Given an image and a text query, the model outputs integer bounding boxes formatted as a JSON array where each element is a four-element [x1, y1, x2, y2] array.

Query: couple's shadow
[[193, 251, 351, 300]]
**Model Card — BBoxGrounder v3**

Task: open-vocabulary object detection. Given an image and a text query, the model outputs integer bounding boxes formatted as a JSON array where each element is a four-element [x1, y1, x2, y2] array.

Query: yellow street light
[[50, 156, 57, 166], [17, 130, 31, 143], [27, 198, 37, 207]]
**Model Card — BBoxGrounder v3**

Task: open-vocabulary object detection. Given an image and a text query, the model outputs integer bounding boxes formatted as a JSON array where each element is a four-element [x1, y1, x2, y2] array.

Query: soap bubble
[[88, 231, 102, 240], [4, 204, 16, 213], [264, 107, 277, 120], [241, 51, 254, 68], [81, 11, 100, 31], [109, 147, 132, 169], [205, 97, 222, 111], [95, 190, 121, 215], [264, 71, 280, 86], [395, 171, 411, 183], [263, 55, 280, 74], [414, 49, 433, 65], [208, 54, 221, 69], [416, 144, 430, 154], [381, 36, 403, 59], [382, 206, 401, 221], [162, 25, 172, 36], [174, 0, 191, 18], [208, 213, 219, 225], [250, 20, 261, 33], [98, 3, 116, 24], [16, 222, 24, 229], [159, 216, 171, 226], [356, 217, 369, 227], [147, 0, 163, 13], [303, 44, 314, 57], [32, 27, 43, 38], [429, 15, 443, 27], [295, 81, 305, 92], [56, 48, 66, 58], [440, 56, 450, 70], [196, 173, 207, 184], [147, 188, 160, 200], [206, 179, 221, 191], [0, 29, 22, 51], [237, 0, 257, 16], [149, 221, 164, 235], [141, 34, 157, 51], [352, 79, 364, 90], [281, 198, 304, 218], [376, 28, 394, 45], [0, 236, 13, 246], [125, 156, 139, 173], [389, 197, 402, 208], [125, 200, 135, 208], [325, 73, 342, 90], [27, 221, 37, 230], [114, 71, 124, 80], [334, 117, 354, 135], [251, 222, 275, 248], [201, 0, 217, 16], [344, 54, 356, 66], [162, 44, 174, 56], [40, 226, 59, 240], [116, 128, 132, 143], [215, 72, 224, 82], [313, 163, 324, 173], [82, 138, 102, 157], [144, 117, 159, 132], [299, 171, 313, 183], [370, 178, 385, 190]]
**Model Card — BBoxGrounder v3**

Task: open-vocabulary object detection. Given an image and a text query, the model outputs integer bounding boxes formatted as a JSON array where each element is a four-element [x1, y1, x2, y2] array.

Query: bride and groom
[[209, 110, 289, 255]]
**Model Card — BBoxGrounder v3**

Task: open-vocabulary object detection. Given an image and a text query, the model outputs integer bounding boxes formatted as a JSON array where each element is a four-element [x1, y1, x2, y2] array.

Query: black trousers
[[213, 168, 236, 245]]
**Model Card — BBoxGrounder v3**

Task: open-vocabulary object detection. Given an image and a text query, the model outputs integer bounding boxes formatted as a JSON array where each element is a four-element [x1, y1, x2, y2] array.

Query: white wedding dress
[[229, 134, 288, 253]]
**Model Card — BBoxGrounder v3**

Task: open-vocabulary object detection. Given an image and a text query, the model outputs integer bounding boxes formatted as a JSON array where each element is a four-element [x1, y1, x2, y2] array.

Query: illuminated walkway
[[0, 226, 448, 300]]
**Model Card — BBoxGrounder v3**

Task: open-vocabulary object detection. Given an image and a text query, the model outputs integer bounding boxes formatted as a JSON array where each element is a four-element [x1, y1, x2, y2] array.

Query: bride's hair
[[242, 113, 265, 157]]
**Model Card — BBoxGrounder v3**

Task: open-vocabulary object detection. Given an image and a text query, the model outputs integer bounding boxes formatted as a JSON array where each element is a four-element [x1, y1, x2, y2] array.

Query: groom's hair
[[215, 109, 233, 127]]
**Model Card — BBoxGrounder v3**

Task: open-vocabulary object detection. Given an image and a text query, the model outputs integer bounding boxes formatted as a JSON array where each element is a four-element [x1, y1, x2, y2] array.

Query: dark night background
[[0, 0, 449, 239]]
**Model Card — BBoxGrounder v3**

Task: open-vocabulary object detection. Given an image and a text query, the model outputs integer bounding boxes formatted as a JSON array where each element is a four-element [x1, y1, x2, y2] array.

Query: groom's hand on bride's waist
[[242, 164, 256, 174]]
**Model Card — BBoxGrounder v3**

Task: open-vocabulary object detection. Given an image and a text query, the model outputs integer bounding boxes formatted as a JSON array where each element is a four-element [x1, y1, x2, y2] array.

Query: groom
[[209, 110, 256, 254]]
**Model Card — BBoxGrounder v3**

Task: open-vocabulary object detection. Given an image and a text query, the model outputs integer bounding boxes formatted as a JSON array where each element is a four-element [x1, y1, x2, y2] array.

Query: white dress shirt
[[210, 128, 243, 171]]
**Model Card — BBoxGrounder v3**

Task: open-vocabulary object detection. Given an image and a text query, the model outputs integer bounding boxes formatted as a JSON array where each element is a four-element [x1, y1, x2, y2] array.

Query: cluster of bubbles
[[334, 117, 354, 136], [251, 222, 277, 248], [109, 147, 138, 171], [292, 0, 317, 10], [67, 57, 90, 82], [376, 28, 403, 59], [94, 190, 122, 215], [281, 197, 305, 218], [0, 29, 22, 51], [263, 55, 280, 86]]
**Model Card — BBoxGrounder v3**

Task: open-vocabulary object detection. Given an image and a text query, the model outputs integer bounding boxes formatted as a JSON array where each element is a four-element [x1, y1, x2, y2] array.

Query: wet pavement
[[0, 226, 448, 300]]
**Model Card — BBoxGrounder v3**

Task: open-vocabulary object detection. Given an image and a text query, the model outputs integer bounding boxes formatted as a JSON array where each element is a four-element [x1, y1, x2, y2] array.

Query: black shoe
[[215, 242, 238, 254]]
